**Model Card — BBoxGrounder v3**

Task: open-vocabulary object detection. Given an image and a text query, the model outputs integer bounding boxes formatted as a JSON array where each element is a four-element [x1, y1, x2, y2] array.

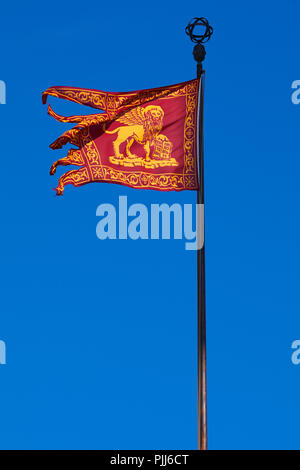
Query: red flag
[[42, 79, 200, 195]]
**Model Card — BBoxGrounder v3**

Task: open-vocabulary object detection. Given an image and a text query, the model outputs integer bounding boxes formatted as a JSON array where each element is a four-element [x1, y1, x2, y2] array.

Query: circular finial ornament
[[185, 17, 213, 44]]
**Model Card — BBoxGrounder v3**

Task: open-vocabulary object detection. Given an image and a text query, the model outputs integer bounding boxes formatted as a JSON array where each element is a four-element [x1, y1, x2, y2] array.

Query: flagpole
[[185, 17, 213, 451]]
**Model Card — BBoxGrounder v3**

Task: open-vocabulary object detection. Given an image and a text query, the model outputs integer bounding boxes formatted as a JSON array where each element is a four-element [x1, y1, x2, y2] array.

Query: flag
[[42, 79, 200, 195]]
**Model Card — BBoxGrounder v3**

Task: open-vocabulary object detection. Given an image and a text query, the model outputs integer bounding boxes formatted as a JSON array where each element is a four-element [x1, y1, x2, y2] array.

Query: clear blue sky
[[0, 0, 299, 450]]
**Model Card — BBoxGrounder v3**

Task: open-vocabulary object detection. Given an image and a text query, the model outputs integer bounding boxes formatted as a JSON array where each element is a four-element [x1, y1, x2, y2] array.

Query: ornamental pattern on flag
[[42, 79, 200, 195]]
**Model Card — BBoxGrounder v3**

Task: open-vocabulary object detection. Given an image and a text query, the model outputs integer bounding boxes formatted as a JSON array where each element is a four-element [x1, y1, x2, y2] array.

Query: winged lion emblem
[[105, 105, 166, 162]]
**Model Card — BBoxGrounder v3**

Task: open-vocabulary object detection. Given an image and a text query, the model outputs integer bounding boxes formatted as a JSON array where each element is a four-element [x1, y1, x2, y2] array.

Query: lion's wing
[[117, 107, 145, 126]]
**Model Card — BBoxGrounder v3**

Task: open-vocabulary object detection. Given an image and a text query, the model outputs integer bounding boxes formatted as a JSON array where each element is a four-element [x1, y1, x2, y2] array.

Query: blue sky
[[0, 0, 300, 450]]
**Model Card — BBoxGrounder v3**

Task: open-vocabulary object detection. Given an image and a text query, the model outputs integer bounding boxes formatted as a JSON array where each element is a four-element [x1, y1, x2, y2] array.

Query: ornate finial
[[185, 17, 213, 44], [185, 17, 213, 69]]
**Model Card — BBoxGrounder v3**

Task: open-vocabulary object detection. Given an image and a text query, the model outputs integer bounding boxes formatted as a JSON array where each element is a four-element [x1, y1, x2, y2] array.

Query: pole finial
[[185, 17, 213, 68]]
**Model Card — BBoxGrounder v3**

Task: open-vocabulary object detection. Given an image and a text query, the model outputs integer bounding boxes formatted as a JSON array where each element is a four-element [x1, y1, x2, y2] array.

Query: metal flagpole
[[185, 17, 213, 451]]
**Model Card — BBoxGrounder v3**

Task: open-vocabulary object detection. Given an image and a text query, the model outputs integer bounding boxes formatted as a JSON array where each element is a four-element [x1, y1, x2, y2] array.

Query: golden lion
[[105, 105, 164, 162]]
